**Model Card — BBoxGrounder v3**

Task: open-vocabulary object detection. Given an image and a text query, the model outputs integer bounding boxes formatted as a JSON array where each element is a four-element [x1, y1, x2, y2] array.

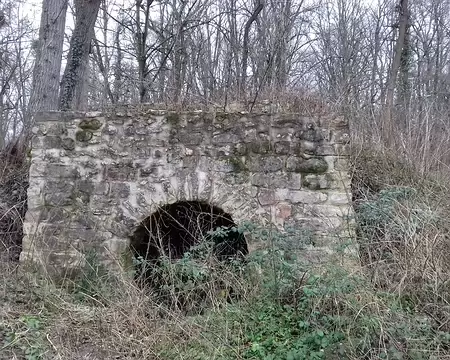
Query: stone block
[[93, 182, 110, 195], [31, 136, 44, 150], [247, 140, 272, 154], [301, 140, 318, 154], [47, 123, 68, 136], [61, 137, 75, 150], [286, 157, 328, 174], [212, 131, 241, 144], [298, 127, 323, 142], [257, 188, 276, 205], [304, 204, 351, 219], [43, 179, 75, 193], [327, 192, 350, 205], [213, 158, 236, 173], [110, 182, 131, 198], [233, 143, 248, 155], [77, 179, 95, 194], [140, 165, 160, 178], [316, 144, 335, 156], [251, 172, 301, 189], [31, 163, 80, 179], [35, 111, 62, 122], [178, 131, 204, 145], [275, 202, 292, 221], [272, 127, 296, 141], [272, 113, 301, 127], [247, 155, 284, 172], [102, 124, 118, 135], [42, 135, 62, 149], [106, 162, 138, 181], [289, 190, 327, 204], [302, 174, 332, 190], [273, 141, 291, 154]]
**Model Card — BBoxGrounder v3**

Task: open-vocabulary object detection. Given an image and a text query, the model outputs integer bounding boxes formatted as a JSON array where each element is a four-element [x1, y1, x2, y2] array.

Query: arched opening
[[129, 200, 248, 284]]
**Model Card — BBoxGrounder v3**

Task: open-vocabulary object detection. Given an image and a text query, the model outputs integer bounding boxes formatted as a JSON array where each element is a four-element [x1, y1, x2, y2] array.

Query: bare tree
[[59, 0, 101, 110], [240, 0, 264, 99], [383, 0, 409, 140], [28, 0, 68, 114]]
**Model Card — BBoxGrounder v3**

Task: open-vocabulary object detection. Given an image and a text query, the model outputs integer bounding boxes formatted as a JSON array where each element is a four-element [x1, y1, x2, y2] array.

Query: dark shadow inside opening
[[129, 200, 248, 284]]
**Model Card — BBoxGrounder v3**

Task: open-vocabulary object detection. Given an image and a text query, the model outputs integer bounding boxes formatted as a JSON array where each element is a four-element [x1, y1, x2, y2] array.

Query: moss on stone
[[215, 112, 229, 122], [287, 157, 328, 174], [166, 112, 180, 125], [248, 141, 271, 154], [226, 156, 248, 173], [79, 118, 102, 131], [75, 130, 93, 142]]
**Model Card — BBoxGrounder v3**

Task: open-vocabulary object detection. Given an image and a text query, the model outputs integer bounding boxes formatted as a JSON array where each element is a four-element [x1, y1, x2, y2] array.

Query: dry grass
[[0, 241, 259, 360], [351, 136, 450, 334], [0, 261, 202, 359], [2, 236, 450, 359]]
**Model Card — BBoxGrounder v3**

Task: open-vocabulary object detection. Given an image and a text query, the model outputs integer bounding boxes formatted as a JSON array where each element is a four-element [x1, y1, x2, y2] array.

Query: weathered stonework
[[21, 107, 354, 275]]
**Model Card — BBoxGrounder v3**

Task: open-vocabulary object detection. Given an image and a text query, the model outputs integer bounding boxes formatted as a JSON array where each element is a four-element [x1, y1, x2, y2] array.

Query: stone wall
[[21, 107, 353, 275]]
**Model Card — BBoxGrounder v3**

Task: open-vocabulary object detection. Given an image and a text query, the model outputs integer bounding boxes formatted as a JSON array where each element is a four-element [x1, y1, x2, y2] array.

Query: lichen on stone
[[79, 118, 103, 131], [226, 156, 248, 173], [75, 130, 93, 142]]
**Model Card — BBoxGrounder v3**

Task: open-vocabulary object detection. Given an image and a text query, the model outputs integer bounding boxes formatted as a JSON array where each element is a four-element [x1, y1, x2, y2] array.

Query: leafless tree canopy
[[0, 0, 449, 170]]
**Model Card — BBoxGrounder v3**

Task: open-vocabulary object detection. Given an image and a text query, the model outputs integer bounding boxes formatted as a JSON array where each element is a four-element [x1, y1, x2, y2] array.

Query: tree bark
[[113, 22, 124, 104], [136, 0, 153, 103], [383, 0, 409, 141], [28, 0, 68, 114], [59, 0, 101, 110], [240, 0, 264, 100]]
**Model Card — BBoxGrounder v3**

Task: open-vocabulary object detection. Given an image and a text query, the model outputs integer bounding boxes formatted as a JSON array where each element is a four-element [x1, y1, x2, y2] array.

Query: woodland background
[[2, 1, 450, 359], [0, 0, 448, 173]]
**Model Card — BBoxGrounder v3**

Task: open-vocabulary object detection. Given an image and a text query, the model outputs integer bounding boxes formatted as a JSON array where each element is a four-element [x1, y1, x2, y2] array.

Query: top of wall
[[33, 106, 348, 130]]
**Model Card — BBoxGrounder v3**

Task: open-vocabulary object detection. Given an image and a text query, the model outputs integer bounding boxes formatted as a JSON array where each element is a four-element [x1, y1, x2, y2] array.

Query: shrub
[[351, 144, 450, 332]]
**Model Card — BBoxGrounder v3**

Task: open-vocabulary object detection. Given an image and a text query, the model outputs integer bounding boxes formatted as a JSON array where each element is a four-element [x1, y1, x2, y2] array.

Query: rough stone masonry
[[21, 107, 354, 276]]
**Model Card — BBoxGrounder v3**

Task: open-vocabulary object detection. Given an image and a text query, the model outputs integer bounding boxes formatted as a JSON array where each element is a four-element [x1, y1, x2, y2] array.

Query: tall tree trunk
[[240, 0, 264, 100], [113, 22, 123, 104], [397, 20, 411, 129], [383, 0, 409, 142], [59, 0, 101, 111], [136, 0, 153, 103], [28, 0, 68, 114]]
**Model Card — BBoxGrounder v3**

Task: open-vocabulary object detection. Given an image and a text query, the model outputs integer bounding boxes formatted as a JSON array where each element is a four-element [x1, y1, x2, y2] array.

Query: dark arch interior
[[129, 200, 248, 282]]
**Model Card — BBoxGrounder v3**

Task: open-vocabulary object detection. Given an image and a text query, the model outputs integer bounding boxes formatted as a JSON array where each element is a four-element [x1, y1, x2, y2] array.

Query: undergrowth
[[351, 143, 450, 336], [2, 220, 450, 359], [1, 139, 450, 359]]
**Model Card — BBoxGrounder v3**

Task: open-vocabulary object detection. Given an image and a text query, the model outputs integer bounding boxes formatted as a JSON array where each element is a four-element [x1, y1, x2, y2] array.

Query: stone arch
[[21, 109, 355, 276], [129, 199, 248, 282]]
